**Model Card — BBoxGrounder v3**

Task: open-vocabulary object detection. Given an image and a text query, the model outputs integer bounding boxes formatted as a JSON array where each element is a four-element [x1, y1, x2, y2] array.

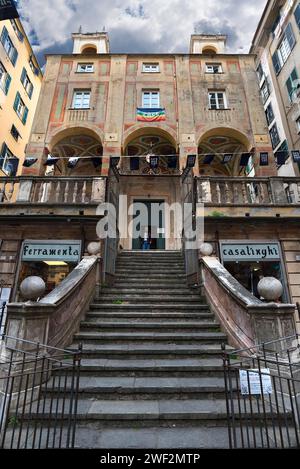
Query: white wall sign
[[239, 369, 273, 395], [22, 240, 82, 262], [221, 243, 280, 262]]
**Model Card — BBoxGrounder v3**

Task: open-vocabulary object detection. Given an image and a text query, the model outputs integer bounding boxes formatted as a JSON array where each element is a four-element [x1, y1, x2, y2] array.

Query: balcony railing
[[0, 176, 107, 205], [197, 177, 300, 206]]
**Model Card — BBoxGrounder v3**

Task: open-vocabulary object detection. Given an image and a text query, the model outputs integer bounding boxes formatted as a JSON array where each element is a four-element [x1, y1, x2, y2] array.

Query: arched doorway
[[120, 128, 181, 251], [198, 128, 252, 177]]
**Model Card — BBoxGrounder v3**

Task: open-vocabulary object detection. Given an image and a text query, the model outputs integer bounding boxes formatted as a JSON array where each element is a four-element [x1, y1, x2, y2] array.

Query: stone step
[[80, 321, 220, 332], [86, 312, 212, 319], [115, 270, 186, 282], [26, 398, 287, 424], [116, 269, 185, 274], [95, 298, 205, 305], [70, 423, 230, 448], [102, 283, 195, 297], [45, 376, 228, 397], [72, 358, 224, 377], [113, 282, 190, 288], [74, 331, 227, 344], [90, 304, 208, 311], [68, 344, 227, 359]]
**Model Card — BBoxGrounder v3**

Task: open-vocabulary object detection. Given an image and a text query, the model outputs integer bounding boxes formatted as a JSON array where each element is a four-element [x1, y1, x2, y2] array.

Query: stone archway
[[198, 128, 252, 177], [49, 130, 103, 176], [122, 127, 179, 175]]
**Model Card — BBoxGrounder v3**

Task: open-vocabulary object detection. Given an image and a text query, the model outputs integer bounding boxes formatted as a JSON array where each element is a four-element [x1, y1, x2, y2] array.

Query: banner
[[137, 108, 166, 122], [0, 1, 19, 21]]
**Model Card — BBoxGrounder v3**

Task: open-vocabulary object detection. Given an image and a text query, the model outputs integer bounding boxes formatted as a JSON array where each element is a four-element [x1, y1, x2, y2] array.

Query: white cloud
[[18, 0, 268, 63]]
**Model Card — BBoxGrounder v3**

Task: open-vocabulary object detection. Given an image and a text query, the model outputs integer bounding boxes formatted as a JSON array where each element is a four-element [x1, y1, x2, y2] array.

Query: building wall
[[251, 0, 300, 176], [25, 49, 275, 177], [0, 19, 42, 177]]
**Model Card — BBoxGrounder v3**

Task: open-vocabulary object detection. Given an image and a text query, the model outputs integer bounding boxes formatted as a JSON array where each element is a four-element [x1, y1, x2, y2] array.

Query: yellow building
[[0, 18, 42, 177]]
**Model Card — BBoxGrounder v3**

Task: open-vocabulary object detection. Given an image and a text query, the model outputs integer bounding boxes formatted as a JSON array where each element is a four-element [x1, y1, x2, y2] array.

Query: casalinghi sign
[[0, 1, 19, 21], [221, 243, 280, 262]]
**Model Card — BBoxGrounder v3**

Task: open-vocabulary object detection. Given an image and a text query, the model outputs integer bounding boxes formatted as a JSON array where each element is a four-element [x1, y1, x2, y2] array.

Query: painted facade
[[0, 18, 42, 177]]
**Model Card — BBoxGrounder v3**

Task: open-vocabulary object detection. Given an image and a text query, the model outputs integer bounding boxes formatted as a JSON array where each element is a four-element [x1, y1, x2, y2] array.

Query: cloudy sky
[[17, 0, 268, 66]]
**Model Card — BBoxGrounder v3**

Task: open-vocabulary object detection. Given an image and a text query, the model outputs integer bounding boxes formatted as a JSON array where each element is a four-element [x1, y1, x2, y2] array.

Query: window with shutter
[[0, 143, 18, 176], [272, 52, 281, 75], [295, 4, 300, 30], [4, 73, 11, 95], [21, 68, 33, 98], [285, 23, 296, 50], [286, 68, 299, 101]]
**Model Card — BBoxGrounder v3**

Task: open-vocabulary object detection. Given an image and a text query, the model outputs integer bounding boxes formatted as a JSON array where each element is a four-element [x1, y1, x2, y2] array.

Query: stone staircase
[[63, 250, 232, 448]]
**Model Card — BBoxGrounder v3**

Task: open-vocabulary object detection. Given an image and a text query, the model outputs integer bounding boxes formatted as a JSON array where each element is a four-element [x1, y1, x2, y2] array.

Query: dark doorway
[[132, 200, 166, 250]]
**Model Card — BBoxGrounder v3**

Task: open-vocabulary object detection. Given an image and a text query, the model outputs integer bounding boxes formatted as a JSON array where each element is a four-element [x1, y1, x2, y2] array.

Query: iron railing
[[0, 335, 81, 449], [223, 335, 300, 449], [0, 302, 6, 335]]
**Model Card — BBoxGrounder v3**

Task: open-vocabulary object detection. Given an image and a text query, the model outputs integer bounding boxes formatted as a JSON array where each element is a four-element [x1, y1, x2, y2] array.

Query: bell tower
[[72, 29, 110, 54], [190, 34, 227, 54]]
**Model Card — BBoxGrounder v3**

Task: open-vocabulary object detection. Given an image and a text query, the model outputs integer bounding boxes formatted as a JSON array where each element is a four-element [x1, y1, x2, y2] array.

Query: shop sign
[[221, 243, 280, 262], [22, 240, 82, 262], [239, 369, 273, 395]]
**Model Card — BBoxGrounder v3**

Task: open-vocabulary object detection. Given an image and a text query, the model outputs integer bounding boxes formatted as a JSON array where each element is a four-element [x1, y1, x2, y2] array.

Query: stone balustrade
[[201, 256, 297, 351], [0, 176, 106, 205], [197, 177, 300, 206]]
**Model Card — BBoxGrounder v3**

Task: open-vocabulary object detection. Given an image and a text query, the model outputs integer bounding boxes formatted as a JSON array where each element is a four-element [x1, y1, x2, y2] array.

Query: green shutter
[[285, 23, 296, 50], [28, 83, 33, 99], [272, 51, 281, 75], [0, 26, 8, 46], [11, 47, 18, 66], [20, 67, 26, 85], [13, 92, 20, 113], [295, 4, 300, 30], [22, 106, 28, 125], [4, 73, 11, 95]]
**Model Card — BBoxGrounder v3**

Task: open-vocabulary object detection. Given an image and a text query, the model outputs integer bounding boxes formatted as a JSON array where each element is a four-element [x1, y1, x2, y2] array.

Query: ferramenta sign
[[0, 0, 19, 21], [221, 243, 281, 262], [22, 240, 82, 262]]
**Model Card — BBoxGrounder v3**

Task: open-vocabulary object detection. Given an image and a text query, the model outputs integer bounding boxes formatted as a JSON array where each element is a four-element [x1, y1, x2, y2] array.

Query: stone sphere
[[20, 276, 46, 301], [199, 243, 214, 256], [257, 277, 283, 301], [87, 241, 101, 256]]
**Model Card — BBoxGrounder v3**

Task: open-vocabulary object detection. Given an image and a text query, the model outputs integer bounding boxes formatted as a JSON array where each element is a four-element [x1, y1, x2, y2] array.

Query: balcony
[[0, 176, 107, 217], [197, 177, 300, 218]]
